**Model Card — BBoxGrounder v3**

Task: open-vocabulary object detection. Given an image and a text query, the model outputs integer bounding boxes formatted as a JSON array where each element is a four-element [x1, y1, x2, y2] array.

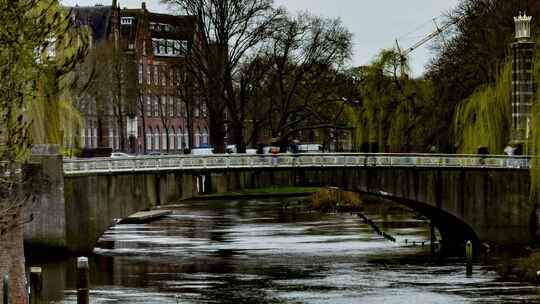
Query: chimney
[[112, 0, 117, 8], [142, 2, 146, 10]]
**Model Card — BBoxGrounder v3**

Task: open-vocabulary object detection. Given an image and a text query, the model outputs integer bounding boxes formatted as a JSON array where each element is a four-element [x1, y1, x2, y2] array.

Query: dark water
[[28, 198, 540, 303]]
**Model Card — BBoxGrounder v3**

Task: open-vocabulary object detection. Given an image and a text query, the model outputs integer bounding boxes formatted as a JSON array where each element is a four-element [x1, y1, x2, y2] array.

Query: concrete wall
[[208, 167, 537, 246], [25, 145, 67, 249]]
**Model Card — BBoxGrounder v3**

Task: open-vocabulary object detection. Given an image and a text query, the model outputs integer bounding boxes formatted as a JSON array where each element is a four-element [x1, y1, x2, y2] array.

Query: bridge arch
[[26, 152, 537, 253], [362, 192, 479, 251]]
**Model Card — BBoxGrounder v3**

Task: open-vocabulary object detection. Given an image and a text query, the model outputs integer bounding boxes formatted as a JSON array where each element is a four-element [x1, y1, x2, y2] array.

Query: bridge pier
[[25, 145, 67, 250]]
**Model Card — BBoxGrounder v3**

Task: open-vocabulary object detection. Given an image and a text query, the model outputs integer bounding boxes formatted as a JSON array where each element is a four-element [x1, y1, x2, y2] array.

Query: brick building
[[71, 1, 209, 154]]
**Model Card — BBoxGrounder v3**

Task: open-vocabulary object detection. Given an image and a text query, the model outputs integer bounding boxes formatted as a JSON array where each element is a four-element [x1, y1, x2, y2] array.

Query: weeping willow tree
[[0, 1, 88, 302], [28, 5, 90, 151], [453, 59, 512, 154], [351, 49, 434, 152]]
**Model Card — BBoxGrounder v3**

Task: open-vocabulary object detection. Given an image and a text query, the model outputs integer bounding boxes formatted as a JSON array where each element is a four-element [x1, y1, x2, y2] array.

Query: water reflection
[[27, 198, 540, 303]]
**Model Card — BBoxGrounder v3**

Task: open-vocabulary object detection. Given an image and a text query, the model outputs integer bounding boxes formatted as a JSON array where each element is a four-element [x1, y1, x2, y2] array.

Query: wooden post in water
[[29, 267, 42, 304], [430, 222, 436, 255], [3, 274, 8, 304], [466, 241, 473, 276], [77, 257, 89, 304]]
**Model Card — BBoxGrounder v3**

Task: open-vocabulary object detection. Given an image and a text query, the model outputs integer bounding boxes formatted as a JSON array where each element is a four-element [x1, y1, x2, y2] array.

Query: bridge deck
[[62, 153, 530, 175]]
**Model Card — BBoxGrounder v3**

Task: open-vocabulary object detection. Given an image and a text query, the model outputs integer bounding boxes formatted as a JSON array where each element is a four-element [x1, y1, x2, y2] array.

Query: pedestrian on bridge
[[272, 147, 279, 166]]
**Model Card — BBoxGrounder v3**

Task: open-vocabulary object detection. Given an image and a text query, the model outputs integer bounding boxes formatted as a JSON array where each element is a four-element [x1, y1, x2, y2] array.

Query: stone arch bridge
[[25, 151, 537, 253]]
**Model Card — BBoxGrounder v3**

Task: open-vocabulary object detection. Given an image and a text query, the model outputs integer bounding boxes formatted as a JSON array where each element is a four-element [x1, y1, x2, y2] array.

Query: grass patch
[[305, 187, 363, 212]]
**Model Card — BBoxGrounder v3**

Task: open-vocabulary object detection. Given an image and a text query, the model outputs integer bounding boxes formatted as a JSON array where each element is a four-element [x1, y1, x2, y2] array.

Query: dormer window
[[121, 17, 134, 25]]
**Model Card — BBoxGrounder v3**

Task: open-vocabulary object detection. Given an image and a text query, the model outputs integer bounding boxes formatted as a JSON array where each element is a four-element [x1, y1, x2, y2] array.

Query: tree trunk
[[186, 109, 193, 153], [140, 114, 147, 154], [231, 121, 246, 153], [165, 128, 170, 153], [0, 211, 27, 304], [209, 110, 226, 153], [98, 118, 107, 148], [118, 116, 125, 152]]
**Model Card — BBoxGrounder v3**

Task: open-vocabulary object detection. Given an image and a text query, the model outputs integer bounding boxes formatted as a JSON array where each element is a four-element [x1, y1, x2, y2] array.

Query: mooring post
[[3, 273, 8, 304], [466, 241, 473, 276], [77, 257, 89, 304], [430, 222, 436, 255], [29, 267, 42, 304]]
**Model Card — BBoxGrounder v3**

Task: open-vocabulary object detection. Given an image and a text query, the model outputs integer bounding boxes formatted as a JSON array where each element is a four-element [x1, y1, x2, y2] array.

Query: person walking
[[271, 147, 279, 166]]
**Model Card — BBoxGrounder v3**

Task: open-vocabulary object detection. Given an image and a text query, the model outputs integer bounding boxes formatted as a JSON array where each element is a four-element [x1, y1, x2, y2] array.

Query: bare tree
[[75, 39, 138, 151], [173, 64, 198, 152], [242, 13, 353, 150], [162, 0, 282, 152]]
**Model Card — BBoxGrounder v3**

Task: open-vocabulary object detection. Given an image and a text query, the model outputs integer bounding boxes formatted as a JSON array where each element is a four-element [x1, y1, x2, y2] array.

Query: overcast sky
[[61, 0, 461, 76]]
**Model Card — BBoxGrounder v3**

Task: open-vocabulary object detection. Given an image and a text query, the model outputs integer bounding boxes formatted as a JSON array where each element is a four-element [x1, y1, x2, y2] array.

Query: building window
[[162, 131, 167, 150], [154, 97, 159, 117], [177, 129, 182, 150], [201, 101, 207, 117], [195, 129, 201, 148], [161, 96, 167, 117], [161, 67, 166, 87], [159, 41, 166, 55], [169, 70, 174, 87], [169, 96, 174, 117], [154, 128, 160, 150], [176, 98, 182, 117], [121, 17, 134, 25], [138, 64, 143, 84], [147, 128, 152, 150], [150, 22, 178, 33], [174, 40, 188, 55], [202, 128, 209, 145], [169, 132, 175, 150], [108, 128, 114, 148], [153, 39, 160, 55], [194, 102, 200, 117], [146, 96, 151, 117], [92, 127, 98, 148], [184, 130, 189, 149], [154, 65, 159, 85], [167, 40, 173, 54], [146, 65, 151, 84], [152, 38, 189, 57], [176, 68, 182, 85], [114, 128, 119, 150]]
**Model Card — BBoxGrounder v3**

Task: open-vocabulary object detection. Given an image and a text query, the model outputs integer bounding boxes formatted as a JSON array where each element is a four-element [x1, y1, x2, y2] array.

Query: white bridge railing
[[62, 153, 531, 175]]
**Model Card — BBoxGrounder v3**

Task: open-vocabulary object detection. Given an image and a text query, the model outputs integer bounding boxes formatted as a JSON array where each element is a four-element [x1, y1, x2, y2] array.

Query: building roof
[[68, 5, 113, 41]]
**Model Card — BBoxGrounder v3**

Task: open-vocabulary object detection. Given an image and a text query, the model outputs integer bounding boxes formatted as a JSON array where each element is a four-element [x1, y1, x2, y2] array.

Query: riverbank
[[496, 250, 540, 283]]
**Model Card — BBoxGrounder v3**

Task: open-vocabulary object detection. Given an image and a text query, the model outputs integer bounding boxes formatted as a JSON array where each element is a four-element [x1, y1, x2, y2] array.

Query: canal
[[28, 197, 540, 303]]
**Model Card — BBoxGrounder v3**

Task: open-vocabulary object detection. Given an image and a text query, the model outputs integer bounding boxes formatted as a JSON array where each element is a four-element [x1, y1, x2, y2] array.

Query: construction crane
[[395, 16, 464, 75]]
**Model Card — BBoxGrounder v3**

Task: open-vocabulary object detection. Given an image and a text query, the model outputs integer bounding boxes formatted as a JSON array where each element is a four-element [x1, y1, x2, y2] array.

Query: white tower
[[511, 12, 534, 143]]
